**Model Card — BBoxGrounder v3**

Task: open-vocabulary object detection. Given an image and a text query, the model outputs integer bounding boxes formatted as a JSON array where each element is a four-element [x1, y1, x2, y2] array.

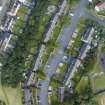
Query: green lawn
[[91, 62, 105, 92], [18, 6, 28, 14], [12, 5, 28, 34], [92, 64, 105, 92], [12, 19, 24, 34], [91, 74, 105, 92], [76, 76, 88, 94], [68, 0, 80, 7], [56, 63, 68, 81], [90, 46, 105, 92], [48, 0, 60, 5], [0, 86, 23, 105]]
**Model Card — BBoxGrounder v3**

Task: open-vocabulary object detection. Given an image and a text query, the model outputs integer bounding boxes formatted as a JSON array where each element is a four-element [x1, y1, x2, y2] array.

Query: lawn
[[12, 5, 29, 34], [68, 0, 80, 7], [17, 6, 28, 14], [48, 0, 60, 6], [91, 74, 105, 92], [94, 92, 105, 105], [90, 46, 105, 92], [12, 19, 24, 34], [0, 86, 23, 105], [91, 63, 105, 92], [56, 63, 68, 82], [76, 76, 88, 94]]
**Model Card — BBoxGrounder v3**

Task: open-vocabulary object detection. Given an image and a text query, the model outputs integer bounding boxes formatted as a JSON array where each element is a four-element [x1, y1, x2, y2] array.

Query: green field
[[0, 86, 23, 105], [76, 76, 89, 94], [90, 57, 105, 92], [94, 92, 105, 105], [91, 74, 105, 92]]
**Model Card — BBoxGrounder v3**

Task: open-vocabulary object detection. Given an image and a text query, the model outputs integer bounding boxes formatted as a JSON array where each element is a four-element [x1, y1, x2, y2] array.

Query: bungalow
[[95, 2, 105, 12]]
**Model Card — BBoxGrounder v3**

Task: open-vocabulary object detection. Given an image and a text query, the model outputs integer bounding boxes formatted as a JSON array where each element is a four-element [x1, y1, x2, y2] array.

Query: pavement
[[99, 53, 105, 73], [23, 88, 32, 105], [39, 0, 89, 105]]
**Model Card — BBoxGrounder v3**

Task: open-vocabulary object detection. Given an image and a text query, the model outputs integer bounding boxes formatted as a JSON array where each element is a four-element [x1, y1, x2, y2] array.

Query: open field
[[91, 74, 105, 92], [0, 86, 23, 105], [76, 76, 88, 93], [94, 93, 105, 105], [100, 96, 105, 105], [90, 58, 105, 92]]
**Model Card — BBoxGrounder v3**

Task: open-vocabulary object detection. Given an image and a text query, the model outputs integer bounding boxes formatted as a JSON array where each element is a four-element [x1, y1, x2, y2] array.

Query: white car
[[70, 13, 74, 17], [46, 65, 50, 68]]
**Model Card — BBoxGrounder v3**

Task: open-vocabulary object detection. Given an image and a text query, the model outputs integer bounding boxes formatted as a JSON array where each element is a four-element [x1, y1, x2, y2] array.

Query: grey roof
[[0, 0, 9, 7], [82, 26, 93, 41], [64, 57, 77, 83], [0, 0, 10, 21], [79, 42, 88, 57]]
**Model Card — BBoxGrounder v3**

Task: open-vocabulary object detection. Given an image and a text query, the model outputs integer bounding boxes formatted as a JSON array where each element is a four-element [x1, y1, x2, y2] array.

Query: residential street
[[39, 0, 89, 105]]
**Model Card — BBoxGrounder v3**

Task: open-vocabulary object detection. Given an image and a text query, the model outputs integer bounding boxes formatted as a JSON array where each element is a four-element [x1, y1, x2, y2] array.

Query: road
[[39, 0, 89, 105]]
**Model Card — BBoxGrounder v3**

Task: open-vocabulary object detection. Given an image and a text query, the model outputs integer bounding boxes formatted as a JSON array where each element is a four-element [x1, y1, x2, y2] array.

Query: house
[[95, 2, 105, 12], [0, 0, 4, 12], [58, 87, 64, 103], [0, 0, 8, 17], [81, 27, 94, 44], [0, 6, 3, 11]]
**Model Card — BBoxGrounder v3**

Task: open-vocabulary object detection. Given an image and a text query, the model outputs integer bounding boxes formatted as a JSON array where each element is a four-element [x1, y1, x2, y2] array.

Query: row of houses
[[89, 0, 105, 12], [0, 0, 33, 52], [64, 27, 94, 86]]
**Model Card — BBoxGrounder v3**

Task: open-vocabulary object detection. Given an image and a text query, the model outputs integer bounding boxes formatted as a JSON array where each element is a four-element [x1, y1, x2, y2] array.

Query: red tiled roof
[[96, 2, 105, 10]]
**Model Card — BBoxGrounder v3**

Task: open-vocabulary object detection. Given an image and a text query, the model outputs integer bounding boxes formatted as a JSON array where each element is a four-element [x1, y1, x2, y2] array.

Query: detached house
[[95, 2, 105, 12]]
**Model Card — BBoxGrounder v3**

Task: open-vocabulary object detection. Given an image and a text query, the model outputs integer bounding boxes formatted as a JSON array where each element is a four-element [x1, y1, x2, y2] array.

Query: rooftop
[[95, 2, 105, 11], [0, 0, 10, 24]]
